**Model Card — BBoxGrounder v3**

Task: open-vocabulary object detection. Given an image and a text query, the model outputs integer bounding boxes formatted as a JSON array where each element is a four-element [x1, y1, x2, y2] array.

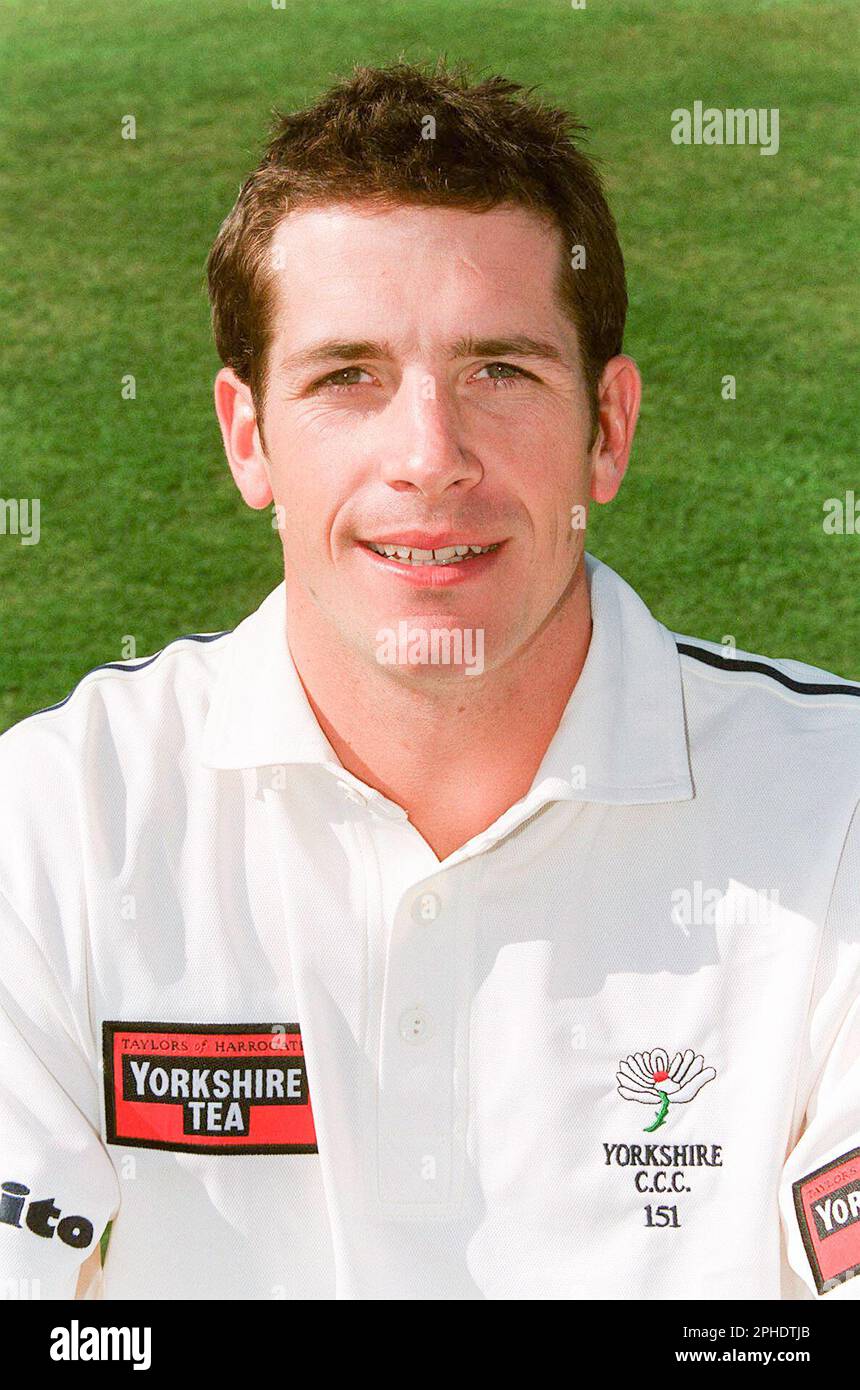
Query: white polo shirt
[[1, 553, 858, 1301]]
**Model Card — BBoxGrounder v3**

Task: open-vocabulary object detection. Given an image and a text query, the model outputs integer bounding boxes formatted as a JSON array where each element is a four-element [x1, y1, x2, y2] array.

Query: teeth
[[366, 542, 498, 565]]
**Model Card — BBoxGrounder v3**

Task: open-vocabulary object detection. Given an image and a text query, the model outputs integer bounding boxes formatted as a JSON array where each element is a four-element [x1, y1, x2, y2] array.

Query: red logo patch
[[102, 1022, 318, 1154], [792, 1147, 860, 1294]]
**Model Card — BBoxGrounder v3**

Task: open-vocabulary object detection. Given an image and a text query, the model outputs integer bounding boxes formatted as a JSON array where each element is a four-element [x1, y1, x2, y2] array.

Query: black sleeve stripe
[[14, 630, 233, 725], [676, 641, 860, 697]]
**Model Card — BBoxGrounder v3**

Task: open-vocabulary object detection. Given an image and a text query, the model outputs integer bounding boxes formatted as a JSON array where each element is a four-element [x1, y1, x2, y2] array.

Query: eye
[[313, 367, 376, 392], [472, 362, 534, 388]]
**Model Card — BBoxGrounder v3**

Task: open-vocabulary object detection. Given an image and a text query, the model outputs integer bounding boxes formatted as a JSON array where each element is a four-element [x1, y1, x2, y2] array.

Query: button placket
[[376, 868, 476, 1213]]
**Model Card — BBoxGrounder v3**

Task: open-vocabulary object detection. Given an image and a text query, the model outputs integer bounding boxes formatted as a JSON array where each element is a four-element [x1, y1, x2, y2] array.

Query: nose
[[379, 369, 482, 498]]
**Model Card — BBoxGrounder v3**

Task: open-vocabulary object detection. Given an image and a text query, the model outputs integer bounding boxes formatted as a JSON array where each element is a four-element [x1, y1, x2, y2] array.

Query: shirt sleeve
[[778, 800, 860, 1299], [0, 884, 121, 1299]]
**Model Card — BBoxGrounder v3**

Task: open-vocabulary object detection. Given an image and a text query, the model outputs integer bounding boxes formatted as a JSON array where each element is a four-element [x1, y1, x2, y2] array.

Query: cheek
[[263, 422, 343, 551], [517, 394, 590, 466], [279, 492, 341, 567], [514, 432, 590, 536]]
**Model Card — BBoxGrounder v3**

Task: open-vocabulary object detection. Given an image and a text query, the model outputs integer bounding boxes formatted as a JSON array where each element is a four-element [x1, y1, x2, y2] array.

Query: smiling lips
[[363, 541, 500, 567], [357, 535, 504, 584]]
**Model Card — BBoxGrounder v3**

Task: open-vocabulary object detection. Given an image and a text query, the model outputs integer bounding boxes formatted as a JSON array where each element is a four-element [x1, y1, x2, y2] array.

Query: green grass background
[[1, 0, 857, 731]]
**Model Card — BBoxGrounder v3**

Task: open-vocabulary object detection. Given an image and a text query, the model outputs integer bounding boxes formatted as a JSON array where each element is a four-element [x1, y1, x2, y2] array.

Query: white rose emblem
[[616, 1049, 716, 1131]]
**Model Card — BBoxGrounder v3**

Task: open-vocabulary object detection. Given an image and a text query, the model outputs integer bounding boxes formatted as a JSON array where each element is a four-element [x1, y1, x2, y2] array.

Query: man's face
[[253, 202, 605, 677]]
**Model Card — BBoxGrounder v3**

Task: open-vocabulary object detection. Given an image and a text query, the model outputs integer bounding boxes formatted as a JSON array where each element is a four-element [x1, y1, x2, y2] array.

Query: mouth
[[355, 536, 505, 587], [361, 540, 502, 567]]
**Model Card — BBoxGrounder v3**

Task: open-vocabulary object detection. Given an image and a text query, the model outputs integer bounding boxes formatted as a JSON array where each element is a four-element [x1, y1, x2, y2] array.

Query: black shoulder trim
[[17, 630, 232, 725], [676, 641, 860, 697]]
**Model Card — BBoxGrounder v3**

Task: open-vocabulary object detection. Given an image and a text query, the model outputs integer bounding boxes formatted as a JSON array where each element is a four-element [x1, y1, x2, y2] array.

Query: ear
[[589, 355, 642, 505], [213, 367, 273, 510]]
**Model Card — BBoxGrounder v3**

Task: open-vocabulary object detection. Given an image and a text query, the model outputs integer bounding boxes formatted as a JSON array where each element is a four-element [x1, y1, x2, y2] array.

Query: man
[[1, 62, 858, 1302]]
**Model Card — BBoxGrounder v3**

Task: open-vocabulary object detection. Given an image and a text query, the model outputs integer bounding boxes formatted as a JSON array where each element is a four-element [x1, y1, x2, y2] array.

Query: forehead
[[265, 202, 570, 345]]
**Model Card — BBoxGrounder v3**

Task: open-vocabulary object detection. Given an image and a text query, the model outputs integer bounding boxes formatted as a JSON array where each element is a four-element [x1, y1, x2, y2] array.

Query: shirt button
[[338, 783, 366, 806], [411, 891, 441, 924], [399, 1007, 431, 1043]]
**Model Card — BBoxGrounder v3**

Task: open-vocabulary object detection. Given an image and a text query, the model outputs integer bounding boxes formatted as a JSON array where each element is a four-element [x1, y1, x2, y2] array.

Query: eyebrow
[[278, 334, 570, 376]]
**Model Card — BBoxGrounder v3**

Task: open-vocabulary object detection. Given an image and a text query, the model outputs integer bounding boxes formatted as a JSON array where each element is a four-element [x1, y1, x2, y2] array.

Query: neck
[[285, 561, 593, 861]]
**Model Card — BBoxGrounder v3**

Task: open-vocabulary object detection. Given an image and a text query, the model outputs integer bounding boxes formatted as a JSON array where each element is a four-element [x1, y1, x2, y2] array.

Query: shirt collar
[[200, 552, 694, 806], [200, 579, 339, 772], [528, 553, 694, 804]]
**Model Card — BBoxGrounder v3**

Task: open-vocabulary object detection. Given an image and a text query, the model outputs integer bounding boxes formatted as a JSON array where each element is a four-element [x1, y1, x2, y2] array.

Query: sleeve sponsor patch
[[102, 1022, 318, 1154], [792, 1146, 860, 1295]]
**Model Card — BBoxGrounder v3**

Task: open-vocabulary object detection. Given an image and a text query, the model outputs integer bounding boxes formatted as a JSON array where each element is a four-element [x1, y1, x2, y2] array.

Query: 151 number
[[644, 1204, 680, 1227]]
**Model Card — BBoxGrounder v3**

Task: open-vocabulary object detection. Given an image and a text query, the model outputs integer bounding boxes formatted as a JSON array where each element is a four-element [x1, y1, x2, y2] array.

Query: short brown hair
[[206, 60, 627, 445]]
